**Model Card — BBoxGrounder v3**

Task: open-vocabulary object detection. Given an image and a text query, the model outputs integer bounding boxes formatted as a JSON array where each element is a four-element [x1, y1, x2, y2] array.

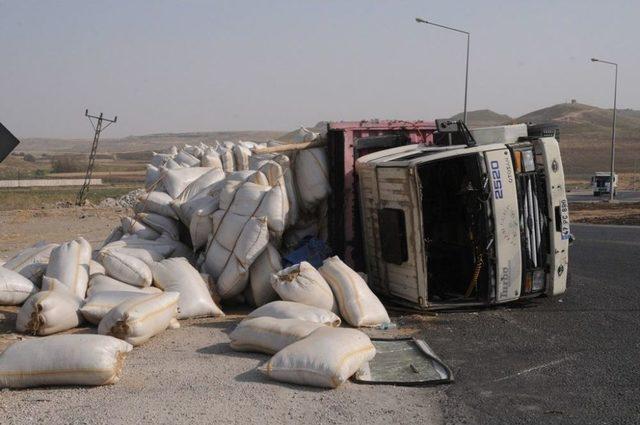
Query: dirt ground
[[0, 207, 446, 425], [0, 206, 126, 260], [569, 201, 640, 226]]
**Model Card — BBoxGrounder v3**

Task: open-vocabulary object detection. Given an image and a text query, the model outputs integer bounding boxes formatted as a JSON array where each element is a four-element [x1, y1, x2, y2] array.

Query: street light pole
[[416, 17, 470, 123], [591, 58, 618, 202]]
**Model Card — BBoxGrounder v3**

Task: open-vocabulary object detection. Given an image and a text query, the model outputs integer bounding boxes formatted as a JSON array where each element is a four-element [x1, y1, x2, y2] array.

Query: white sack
[[42, 238, 91, 299], [87, 275, 162, 297], [248, 243, 281, 307], [101, 238, 175, 259], [189, 210, 213, 251], [80, 291, 149, 325], [227, 169, 269, 186], [247, 301, 341, 327], [162, 167, 212, 198], [98, 292, 179, 346], [100, 250, 152, 287], [318, 256, 390, 327], [219, 179, 287, 237], [121, 217, 160, 240], [136, 191, 179, 219], [181, 144, 204, 158], [214, 216, 269, 299], [215, 256, 250, 300], [274, 154, 299, 226], [216, 146, 235, 172], [145, 164, 164, 191], [151, 258, 223, 319], [0, 334, 133, 388], [284, 126, 319, 144], [176, 168, 225, 202], [101, 246, 163, 266], [2, 242, 58, 284], [257, 183, 287, 237], [220, 181, 269, 214], [204, 212, 254, 276], [155, 234, 194, 262], [137, 213, 180, 241], [260, 327, 375, 388], [271, 261, 337, 312], [150, 152, 174, 167], [295, 147, 331, 210], [164, 158, 183, 169], [233, 144, 252, 171], [0, 266, 38, 305], [172, 194, 220, 226], [16, 290, 82, 335], [174, 150, 200, 167], [89, 260, 105, 277], [201, 149, 223, 169], [229, 317, 324, 354]]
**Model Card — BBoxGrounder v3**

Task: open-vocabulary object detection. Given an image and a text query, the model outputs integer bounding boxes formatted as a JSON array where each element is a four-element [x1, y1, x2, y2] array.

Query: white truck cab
[[356, 125, 570, 309], [591, 172, 618, 196]]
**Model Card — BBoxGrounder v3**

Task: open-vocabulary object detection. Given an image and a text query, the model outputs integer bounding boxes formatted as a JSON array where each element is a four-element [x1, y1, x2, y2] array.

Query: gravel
[[99, 189, 146, 209], [0, 313, 444, 425]]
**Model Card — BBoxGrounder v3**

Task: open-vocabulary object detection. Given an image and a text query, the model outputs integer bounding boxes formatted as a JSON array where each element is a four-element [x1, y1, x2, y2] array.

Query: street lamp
[[415, 17, 470, 123], [591, 57, 618, 202]]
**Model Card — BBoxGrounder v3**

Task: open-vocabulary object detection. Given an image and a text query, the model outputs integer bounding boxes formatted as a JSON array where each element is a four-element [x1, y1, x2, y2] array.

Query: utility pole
[[590, 58, 618, 202], [416, 17, 470, 123], [76, 110, 117, 206]]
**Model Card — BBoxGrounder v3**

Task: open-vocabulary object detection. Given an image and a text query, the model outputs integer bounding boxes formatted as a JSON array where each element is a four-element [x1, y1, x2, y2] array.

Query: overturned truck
[[335, 120, 570, 310]]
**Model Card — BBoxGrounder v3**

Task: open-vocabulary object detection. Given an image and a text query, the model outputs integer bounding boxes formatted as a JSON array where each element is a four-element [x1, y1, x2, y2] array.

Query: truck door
[[359, 165, 428, 307]]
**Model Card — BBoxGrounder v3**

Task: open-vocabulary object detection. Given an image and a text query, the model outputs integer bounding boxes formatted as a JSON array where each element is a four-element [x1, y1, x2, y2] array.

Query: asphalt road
[[568, 190, 640, 203], [426, 223, 640, 424], [1, 218, 638, 424]]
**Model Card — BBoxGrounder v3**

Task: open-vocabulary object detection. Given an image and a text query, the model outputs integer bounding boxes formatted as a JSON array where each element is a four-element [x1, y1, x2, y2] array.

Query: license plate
[[559, 199, 570, 240]]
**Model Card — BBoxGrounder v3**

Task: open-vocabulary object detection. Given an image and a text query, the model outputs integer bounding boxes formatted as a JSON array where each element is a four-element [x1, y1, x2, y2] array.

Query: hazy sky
[[1, 0, 639, 139]]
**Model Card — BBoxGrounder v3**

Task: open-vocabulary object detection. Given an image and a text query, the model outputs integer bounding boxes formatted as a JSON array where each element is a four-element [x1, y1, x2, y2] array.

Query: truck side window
[[378, 208, 408, 265]]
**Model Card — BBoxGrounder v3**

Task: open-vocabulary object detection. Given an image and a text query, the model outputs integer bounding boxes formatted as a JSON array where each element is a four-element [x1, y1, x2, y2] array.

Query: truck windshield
[[418, 154, 490, 302]]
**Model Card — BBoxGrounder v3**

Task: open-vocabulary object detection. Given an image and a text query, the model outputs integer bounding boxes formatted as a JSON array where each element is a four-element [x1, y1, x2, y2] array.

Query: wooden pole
[[252, 139, 327, 155]]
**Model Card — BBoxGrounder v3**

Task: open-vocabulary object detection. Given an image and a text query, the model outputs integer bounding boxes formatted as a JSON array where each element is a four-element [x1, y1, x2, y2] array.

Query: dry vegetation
[[570, 201, 640, 225], [0, 185, 138, 210]]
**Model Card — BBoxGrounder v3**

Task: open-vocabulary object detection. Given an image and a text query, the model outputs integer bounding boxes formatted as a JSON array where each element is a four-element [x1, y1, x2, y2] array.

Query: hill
[[449, 109, 512, 127], [17, 130, 285, 154], [8, 103, 640, 179], [513, 102, 640, 176], [450, 103, 640, 177]]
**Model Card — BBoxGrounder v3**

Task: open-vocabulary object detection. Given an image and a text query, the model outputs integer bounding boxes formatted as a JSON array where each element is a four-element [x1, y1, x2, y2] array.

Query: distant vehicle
[[591, 172, 618, 196], [355, 123, 570, 310]]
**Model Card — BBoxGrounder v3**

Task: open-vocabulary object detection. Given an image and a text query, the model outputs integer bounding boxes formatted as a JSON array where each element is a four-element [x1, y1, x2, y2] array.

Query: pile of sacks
[[0, 127, 389, 389], [0, 236, 223, 388], [229, 256, 390, 388]]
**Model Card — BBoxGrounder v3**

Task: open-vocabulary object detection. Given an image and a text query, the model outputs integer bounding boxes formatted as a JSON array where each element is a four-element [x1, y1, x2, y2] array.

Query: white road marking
[[493, 355, 577, 382]]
